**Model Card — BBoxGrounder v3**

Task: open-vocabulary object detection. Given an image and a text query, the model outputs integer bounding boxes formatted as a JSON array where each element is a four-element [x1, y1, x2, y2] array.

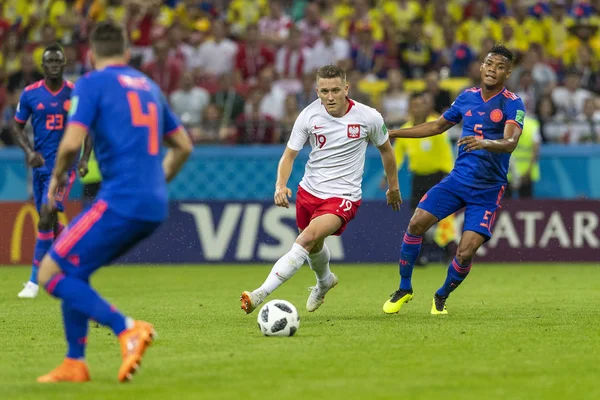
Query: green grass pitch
[[1, 263, 599, 400]]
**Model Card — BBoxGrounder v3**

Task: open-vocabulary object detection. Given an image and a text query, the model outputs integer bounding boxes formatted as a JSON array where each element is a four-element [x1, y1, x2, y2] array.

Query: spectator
[[142, 37, 183, 96], [551, 70, 593, 120], [212, 74, 246, 127], [1, 31, 24, 76], [535, 96, 567, 143], [258, 67, 286, 121], [170, 71, 211, 135], [381, 69, 409, 128], [456, 1, 501, 53], [196, 104, 231, 144], [351, 22, 386, 79], [296, 73, 319, 111], [195, 20, 238, 80], [234, 89, 280, 144], [258, 0, 292, 48], [234, 24, 274, 85], [63, 44, 85, 83], [33, 25, 58, 69], [7, 53, 43, 94], [297, 3, 323, 48], [423, 70, 451, 114], [571, 97, 600, 143], [274, 27, 310, 94], [397, 18, 435, 79], [279, 94, 300, 143], [306, 23, 351, 72]]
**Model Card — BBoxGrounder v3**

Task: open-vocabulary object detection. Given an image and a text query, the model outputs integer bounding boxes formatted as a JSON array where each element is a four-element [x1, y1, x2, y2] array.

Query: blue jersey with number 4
[[68, 65, 182, 222], [15, 80, 74, 174], [442, 87, 525, 189]]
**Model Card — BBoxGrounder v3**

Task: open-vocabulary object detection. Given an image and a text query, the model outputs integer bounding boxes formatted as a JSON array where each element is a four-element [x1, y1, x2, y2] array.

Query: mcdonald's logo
[[3, 202, 79, 264]]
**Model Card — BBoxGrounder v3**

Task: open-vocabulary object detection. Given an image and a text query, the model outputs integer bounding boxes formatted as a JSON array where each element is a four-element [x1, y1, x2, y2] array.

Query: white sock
[[308, 244, 332, 287], [257, 243, 309, 295]]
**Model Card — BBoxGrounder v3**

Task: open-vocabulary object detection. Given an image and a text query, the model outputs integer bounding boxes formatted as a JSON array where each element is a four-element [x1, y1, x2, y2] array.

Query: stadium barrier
[[2, 199, 597, 265], [0, 144, 599, 201]]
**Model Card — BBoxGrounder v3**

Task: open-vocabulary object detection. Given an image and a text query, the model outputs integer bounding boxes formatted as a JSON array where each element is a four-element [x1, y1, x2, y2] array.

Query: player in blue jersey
[[382, 44, 526, 315], [34, 21, 192, 383], [12, 44, 81, 299]]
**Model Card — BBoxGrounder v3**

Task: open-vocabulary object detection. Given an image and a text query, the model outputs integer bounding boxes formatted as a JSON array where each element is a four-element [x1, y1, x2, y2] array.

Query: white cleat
[[17, 281, 39, 298], [306, 273, 338, 312], [240, 289, 266, 314]]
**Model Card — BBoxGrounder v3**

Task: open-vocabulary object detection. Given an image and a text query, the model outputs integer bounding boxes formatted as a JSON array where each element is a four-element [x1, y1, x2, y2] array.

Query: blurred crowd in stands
[[0, 0, 599, 146]]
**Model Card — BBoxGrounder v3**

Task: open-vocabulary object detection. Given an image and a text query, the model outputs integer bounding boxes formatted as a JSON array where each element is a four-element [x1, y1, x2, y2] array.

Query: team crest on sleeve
[[347, 124, 361, 138], [63, 99, 71, 112], [490, 109, 503, 122], [382, 124, 388, 135], [516, 110, 525, 124], [69, 96, 79, 117]]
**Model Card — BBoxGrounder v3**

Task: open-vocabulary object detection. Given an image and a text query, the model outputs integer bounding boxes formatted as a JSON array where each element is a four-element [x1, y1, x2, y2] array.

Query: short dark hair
[[488, 44, 514, 62], [43, 43, 64, 55], [90, 21, 127, 58], [316, 65, 346, 82]]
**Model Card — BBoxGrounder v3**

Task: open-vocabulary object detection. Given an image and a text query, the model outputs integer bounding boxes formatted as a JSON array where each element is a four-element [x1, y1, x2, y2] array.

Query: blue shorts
[[33, 169, 76, 213], [418, 175, 506, 242], [49, 200, 161, 281]]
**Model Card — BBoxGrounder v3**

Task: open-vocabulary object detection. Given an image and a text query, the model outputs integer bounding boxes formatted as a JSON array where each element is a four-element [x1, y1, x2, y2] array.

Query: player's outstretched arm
[[377, 139, 402, 211], [388, 116, 454, 139], [458, 123, 522, 154], [274, 146, 299, 208], [163, 127, 193, 182], [10, 121, 44, 167], [78, 134, 94, 177]]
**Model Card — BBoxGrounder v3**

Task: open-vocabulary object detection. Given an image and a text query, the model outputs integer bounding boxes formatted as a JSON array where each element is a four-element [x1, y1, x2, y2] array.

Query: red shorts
[[295, 186, 361, 236]]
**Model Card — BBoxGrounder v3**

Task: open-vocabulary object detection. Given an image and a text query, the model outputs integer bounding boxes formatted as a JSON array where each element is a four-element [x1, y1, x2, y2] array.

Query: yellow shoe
[[383, 289, 414, 314], [431, 294, 448, 315]]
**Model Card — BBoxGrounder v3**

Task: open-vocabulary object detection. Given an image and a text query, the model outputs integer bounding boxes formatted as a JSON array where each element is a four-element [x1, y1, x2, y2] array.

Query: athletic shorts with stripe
[[49, 200, 161, 281]]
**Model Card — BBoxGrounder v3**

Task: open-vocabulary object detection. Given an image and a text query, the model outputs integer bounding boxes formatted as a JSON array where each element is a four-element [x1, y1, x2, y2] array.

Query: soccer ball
[[257, 299, 300, 337]]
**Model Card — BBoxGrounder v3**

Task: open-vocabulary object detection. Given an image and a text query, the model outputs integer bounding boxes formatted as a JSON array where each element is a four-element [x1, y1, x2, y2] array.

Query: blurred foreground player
[[241, 65, 402, 314], [382, 45, 525, 315], [35, 21, 193, 383], [13, 44, 80, 298]]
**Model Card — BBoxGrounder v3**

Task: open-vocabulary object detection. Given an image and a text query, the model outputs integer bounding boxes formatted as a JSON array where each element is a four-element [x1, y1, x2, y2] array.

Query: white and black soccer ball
[[257, 299, 300, 337]]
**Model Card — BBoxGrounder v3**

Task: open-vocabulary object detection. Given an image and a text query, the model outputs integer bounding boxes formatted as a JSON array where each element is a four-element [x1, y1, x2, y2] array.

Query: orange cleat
[[37, 358, 90, 383], [117, 320, 156, 383]]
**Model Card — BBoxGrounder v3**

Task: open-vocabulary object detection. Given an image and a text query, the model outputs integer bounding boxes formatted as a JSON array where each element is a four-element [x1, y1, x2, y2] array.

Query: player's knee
[[38, 256, 62, 288], [455, 245, 476, 264], [38, 207, 57, 232], [296, 230, 319, 252], [407, 214, 430, 237]]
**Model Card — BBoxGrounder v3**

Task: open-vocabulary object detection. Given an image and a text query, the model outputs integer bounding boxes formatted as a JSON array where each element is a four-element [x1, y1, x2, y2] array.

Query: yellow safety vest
[[80, 150, 102, 184], [511, 116, 540, 182], [393, 116, 454, 176]]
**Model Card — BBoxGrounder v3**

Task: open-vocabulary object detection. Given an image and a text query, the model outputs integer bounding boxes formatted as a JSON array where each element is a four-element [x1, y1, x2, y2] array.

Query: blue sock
[[45, 273, 127, 336], [399, 233, 422, 291], [436, 257, 472, 298], [30, 230, 54, 284], [62, 301, 89, 359]]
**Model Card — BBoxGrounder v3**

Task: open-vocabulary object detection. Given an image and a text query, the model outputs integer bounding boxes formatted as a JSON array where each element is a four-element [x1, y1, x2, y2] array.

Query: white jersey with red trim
[[287, 98, 389, 202]]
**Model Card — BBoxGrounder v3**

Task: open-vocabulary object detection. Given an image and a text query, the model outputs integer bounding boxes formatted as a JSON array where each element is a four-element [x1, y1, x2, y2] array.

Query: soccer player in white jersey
[[240, 65, 402, 314]]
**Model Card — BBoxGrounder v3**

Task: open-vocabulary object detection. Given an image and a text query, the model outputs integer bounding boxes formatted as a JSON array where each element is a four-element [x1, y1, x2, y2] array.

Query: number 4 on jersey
[[127, 91, 159, 155]]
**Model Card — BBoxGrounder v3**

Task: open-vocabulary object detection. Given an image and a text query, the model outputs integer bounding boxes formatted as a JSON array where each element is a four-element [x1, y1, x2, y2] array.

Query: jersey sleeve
[[14, 91, 31, 124], [160, 92, 182, 137], [287, 108, 310, 151], [505, 98, 526, 131], [68, 75, 100, 131], [442, 91, 465, 124], [367, 110, 389, 147]]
